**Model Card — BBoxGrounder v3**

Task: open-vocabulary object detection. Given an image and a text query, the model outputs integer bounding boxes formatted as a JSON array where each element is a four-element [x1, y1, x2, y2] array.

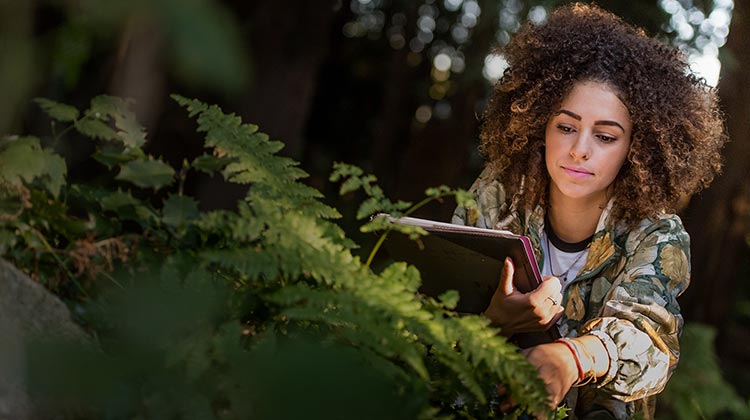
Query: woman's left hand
[[522, 342, 580, 408]]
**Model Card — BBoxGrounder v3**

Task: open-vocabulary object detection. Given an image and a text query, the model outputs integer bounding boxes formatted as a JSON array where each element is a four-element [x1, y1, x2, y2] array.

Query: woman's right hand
[[482, 257, 564, 336]]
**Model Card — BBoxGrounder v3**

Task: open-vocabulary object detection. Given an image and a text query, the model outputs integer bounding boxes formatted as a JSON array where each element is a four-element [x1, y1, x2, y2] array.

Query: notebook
[[382, 215, 561, 346]]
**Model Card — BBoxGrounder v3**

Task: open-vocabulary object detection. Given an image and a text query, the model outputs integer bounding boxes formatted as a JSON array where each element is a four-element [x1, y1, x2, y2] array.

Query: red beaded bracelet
[[556, 338, 585, 385]]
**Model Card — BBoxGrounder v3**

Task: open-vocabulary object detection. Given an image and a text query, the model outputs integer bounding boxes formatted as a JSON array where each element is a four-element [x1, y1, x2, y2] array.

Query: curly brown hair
[[480, 2, 726, 225]]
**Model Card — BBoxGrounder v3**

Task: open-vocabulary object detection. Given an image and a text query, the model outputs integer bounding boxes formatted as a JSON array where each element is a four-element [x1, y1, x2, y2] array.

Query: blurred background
[[1, 0, 749, 404]]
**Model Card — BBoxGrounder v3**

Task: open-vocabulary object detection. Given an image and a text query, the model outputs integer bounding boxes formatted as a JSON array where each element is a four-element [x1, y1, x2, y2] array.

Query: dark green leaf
[[162, 195, 200, 227], [75, 118, 117, 141], [34, 98, 79, 122], [93, 148, 143, 168], [42, 152, 66, 197], [89, 96, 146, 148], [0, 136, 67, 197], [116, 160, 175, 189], [0, 136, 45, 185], [100, 190, 141, 211], [191, 154, 234, 175]]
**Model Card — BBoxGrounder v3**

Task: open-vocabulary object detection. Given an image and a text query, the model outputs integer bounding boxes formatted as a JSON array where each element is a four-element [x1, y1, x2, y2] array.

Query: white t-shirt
[[540, 229, 589, 291]]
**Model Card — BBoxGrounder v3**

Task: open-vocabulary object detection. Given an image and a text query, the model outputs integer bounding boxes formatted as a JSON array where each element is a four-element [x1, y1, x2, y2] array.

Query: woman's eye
[[557, 124, 574, 133], [597, 134, 617, 143]]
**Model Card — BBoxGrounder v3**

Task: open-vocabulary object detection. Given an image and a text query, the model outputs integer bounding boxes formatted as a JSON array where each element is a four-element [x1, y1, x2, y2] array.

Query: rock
[[0, 258, 89, 420]]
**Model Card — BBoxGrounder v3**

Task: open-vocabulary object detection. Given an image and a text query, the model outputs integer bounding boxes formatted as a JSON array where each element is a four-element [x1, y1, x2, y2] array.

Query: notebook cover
[[382, 215, 561, 346]]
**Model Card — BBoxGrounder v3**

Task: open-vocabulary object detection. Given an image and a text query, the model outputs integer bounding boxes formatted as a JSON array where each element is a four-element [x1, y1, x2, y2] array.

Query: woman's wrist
[[572, 335, 609, 379], [555, 338, 585, 387], [555, 335, 609, 386]]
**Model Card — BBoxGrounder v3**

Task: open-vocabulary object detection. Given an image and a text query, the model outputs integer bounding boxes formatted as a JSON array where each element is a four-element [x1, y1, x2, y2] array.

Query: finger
[[545, 292, 563, 307], [538, 276, 562, 295], [549, 309, 565, 326], [499, 257, 515, 296]]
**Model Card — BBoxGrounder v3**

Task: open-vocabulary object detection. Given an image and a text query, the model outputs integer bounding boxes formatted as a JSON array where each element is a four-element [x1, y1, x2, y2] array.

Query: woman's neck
[[547, 188, 608, 243]]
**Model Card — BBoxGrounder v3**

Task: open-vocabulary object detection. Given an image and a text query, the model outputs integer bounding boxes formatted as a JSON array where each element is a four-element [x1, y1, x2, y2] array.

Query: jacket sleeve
[[451, 168, 507, 229], [581, 214, 690, 402]]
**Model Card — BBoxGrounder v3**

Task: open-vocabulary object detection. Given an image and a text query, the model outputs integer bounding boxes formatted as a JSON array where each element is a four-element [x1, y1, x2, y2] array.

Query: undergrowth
[[0, 95, 564, 419]]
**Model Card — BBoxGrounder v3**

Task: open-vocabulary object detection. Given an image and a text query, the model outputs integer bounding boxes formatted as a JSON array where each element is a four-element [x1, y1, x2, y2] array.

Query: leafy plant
[[0, 95, 564, 419], [658, 323, 750, 419]]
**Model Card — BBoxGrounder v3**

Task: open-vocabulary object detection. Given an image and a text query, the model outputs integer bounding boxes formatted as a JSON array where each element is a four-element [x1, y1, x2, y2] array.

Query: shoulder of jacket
[[622, 213, 689, 254]]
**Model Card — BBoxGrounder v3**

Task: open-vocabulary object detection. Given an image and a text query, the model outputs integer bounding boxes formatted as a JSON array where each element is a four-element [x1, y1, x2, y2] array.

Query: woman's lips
[[562, 166, 593, 179]]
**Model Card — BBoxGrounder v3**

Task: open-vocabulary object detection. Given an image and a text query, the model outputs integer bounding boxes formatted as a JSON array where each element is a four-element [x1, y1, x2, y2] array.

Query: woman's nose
[[569, 134, 592, 160]]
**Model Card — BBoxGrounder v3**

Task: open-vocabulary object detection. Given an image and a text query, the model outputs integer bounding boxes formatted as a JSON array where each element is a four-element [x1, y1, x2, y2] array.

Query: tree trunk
[[242, 0, 340, 160]]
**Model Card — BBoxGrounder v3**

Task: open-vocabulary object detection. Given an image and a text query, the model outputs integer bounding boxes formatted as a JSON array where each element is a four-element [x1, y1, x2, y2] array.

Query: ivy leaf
[[191, 154, 234, 175], [162, 195, 200, 227], [116, 159, 175, 189], [34, 98, 79, 122]]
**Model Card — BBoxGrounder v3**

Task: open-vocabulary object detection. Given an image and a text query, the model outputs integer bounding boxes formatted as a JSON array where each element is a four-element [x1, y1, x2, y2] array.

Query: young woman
[[452, 4, 726, 419]]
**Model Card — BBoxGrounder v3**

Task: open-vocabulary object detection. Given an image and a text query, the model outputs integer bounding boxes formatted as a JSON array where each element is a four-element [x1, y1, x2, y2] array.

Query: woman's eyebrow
[[556, 109, 625, 132], [594, 120, 625, 132]]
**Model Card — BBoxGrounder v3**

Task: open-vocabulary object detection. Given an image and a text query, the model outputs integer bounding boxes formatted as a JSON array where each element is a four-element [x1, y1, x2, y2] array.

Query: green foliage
[[33, 98, 79, 122], [658, 324, 750, 419], [0, 136, 66, 198], [115, 159, 175, 189], [2, 95, 559, 419]]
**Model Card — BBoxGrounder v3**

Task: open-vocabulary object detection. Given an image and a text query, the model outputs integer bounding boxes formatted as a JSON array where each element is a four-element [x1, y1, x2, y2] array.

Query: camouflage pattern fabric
[[452, 168, 689, 420]]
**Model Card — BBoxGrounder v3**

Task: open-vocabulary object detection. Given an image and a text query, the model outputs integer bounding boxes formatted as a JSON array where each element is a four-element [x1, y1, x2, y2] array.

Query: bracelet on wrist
[[555, 338, 596, 387]]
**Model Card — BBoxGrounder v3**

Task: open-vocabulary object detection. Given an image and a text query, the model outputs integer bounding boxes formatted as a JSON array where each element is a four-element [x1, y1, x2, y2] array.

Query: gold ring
[[547, 296, 559, 306]]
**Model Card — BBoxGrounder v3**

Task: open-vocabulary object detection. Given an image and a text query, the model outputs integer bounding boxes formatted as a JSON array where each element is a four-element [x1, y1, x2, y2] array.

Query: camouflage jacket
[[452, 170, 689, 420]]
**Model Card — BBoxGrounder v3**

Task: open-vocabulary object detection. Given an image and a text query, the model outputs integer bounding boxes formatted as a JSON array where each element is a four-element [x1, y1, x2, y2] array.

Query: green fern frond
[[173, 96, 341, 224], [201, 248, 279, 282], [272, 284, 429, 380]]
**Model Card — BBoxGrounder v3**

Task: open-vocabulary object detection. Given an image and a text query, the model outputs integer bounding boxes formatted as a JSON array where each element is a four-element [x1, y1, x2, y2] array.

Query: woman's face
[[545, 81, 632, 205]]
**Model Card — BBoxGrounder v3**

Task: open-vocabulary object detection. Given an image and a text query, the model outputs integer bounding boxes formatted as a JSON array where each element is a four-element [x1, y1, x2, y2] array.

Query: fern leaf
[[437, 290, 460, 310], [173, 97, 325, 219], [378, 262, 421, 293], [201, 248, 279, 281], [328, 162, 363, 182], [273, 285, 430, 380]]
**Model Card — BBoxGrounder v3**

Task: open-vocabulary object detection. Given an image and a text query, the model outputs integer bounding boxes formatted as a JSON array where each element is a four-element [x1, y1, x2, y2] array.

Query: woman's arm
[[524, 335, 610, 407], [570, 214, 689, 401]]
